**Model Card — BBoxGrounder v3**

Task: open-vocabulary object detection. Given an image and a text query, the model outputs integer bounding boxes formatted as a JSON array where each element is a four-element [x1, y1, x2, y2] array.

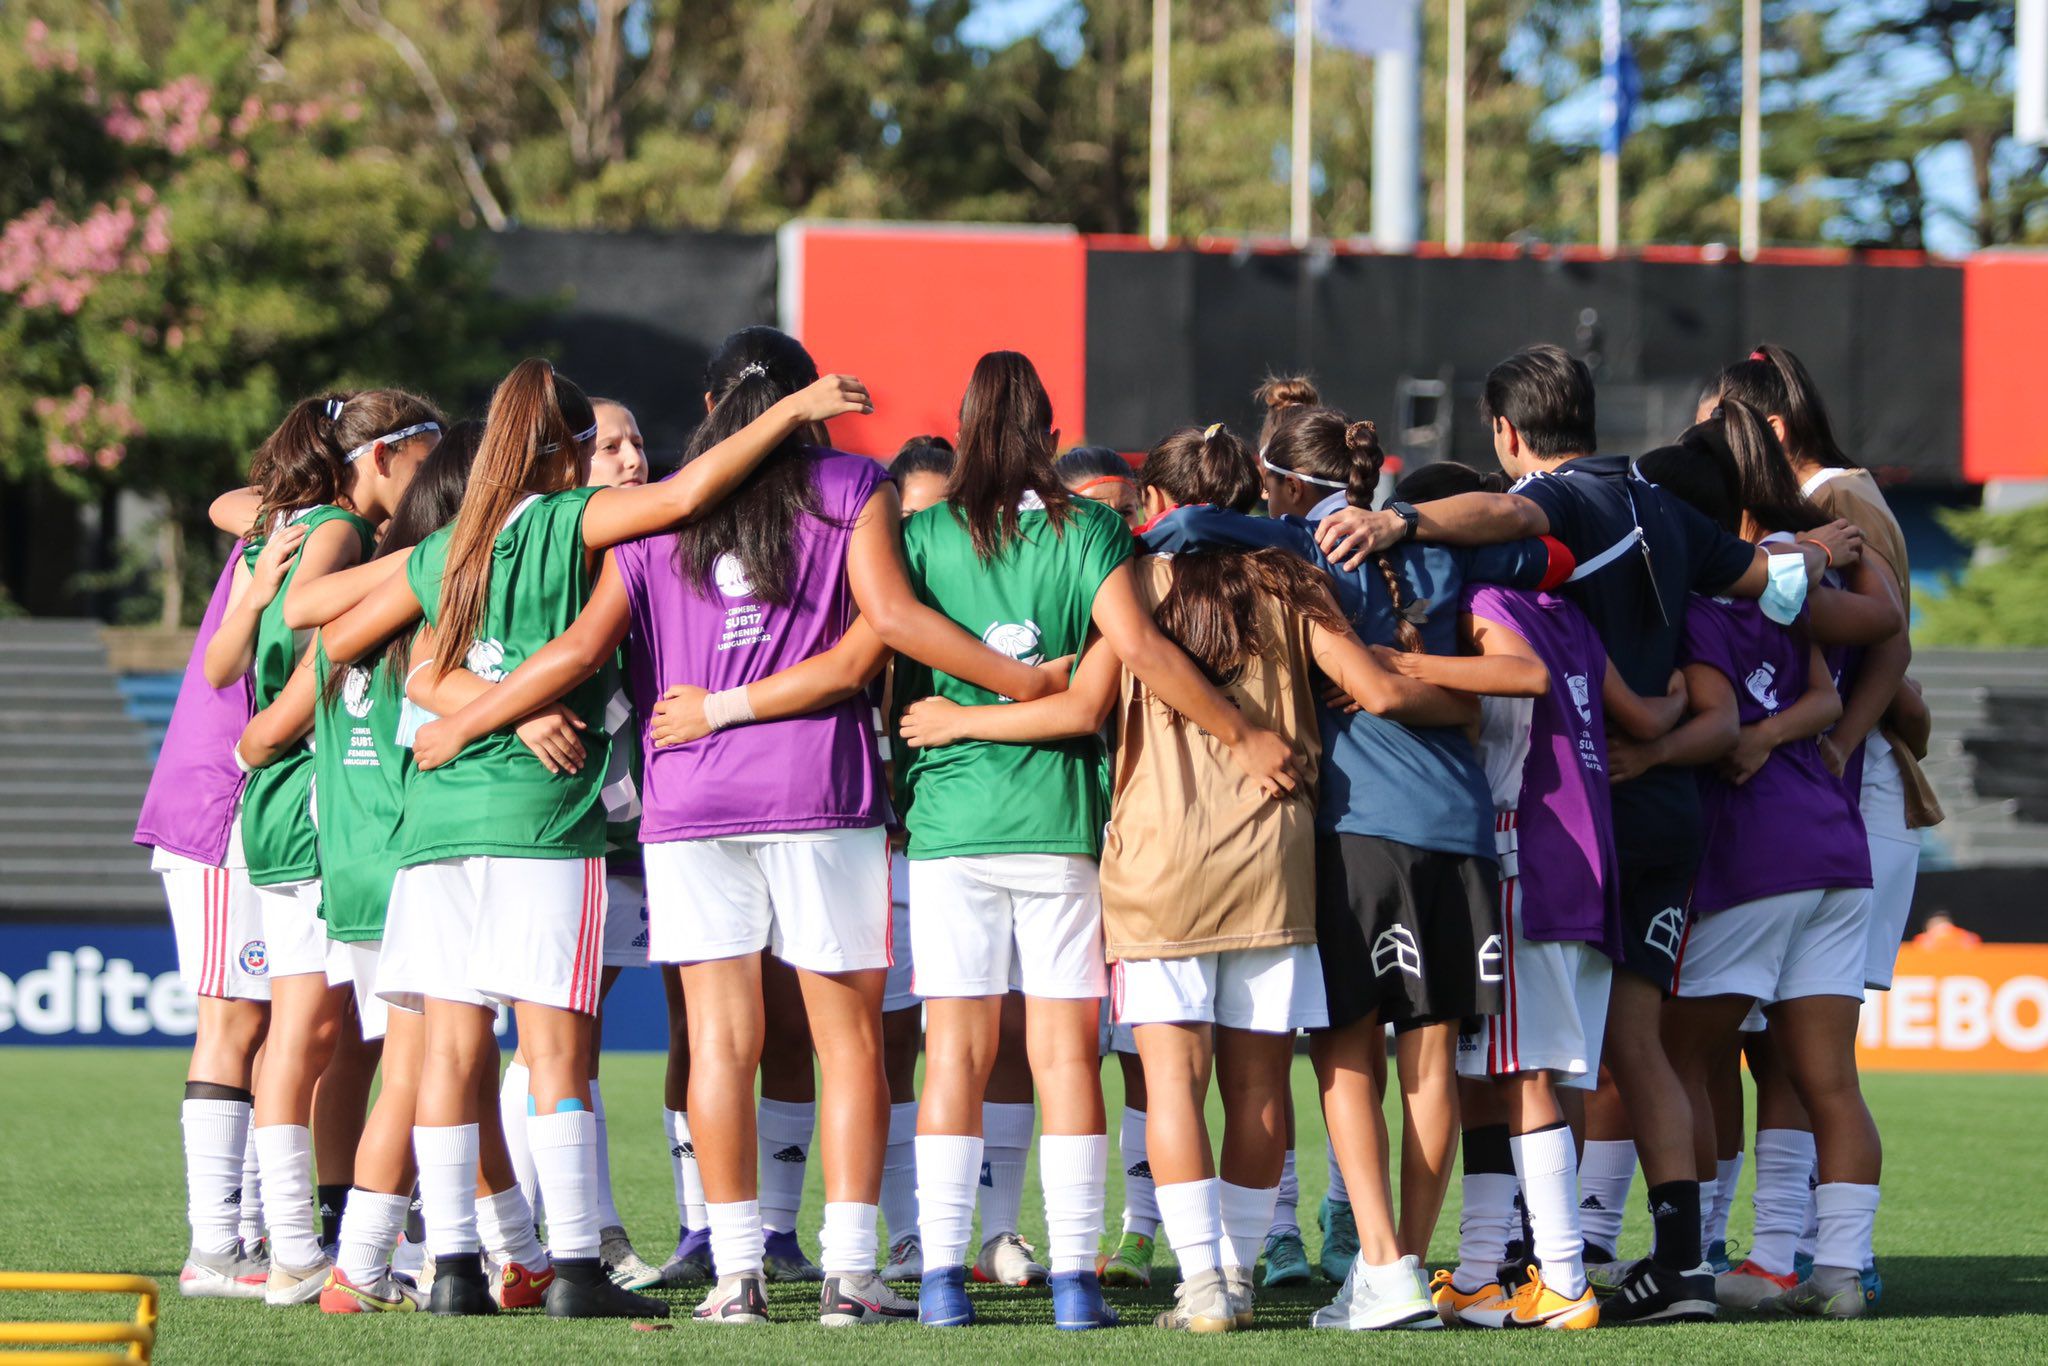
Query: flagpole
[[1446, 0, 1467, 254], [1149, 0, 1171, 248], [1739, 0, 1761, 261], [1291, 0, 1314, 246], [1598, 0, 1621, 256]]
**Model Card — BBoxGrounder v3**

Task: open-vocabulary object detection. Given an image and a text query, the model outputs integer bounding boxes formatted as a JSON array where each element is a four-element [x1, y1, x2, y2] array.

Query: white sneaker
[[973, 1231, 1048, 1286], [1221, 1265, 1255, 1328], [1154, 1268, 1236, 1333], [264, 1254, 334, 1307], [178, 1243, 267, 1300], [601, 1225, 660, 1289], [1310, 1255, 1441, 1331], [880, 1233, 923, 1281]]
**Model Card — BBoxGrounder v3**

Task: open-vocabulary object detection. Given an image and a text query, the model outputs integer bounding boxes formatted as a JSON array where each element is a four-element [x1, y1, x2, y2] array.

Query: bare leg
[[1310, 1021, 1400, 1266], [1393, 1021, 1459, 1257]]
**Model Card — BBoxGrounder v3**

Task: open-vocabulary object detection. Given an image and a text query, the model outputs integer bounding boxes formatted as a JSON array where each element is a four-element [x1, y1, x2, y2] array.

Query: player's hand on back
[[511, 704, 587, 774], [650, 684, 713, 748], [787, 373, 873, 424], [1229, 725, 1303, 800], [898, 695, 967, 749], [248, 523, 308, 607], [1802, 518, 1863, 571], [1313, 505, 1405, 570]]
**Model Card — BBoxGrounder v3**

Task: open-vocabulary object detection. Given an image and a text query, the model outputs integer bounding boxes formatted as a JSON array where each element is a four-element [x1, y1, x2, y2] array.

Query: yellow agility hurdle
[[0, 1272, 157, 1366]]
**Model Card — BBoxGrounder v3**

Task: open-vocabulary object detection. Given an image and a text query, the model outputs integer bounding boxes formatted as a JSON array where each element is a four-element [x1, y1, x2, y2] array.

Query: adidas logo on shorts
[[771, 1145, 807, 1164]]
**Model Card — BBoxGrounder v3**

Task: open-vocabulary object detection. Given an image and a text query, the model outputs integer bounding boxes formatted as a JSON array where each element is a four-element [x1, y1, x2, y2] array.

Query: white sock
[[1269, 1148, 1300, 1238], [1813, 1182, 1878, 1272], [1218, 1180, 1277, 1271], [528, 1108, 600, 1261], [1710, 1153, 1745, 1249], [1750, 1128, 1815, 1276], [1324, 1135, 1351, 1206], [1510, 1125, 1587, 1298], [476, 1185, 549, 1270], [1039, 1132, 1108, 1276], [238, 1124, 266, 1247], [413, 1124, 482, 1255], [879, 1102, 920, 1244], [707, 1198, 764, 1277], [499, 1062, 541, 1223], [819, 1201, 880, 1274], [663, 1108, 706, 1231], [1577, 1139, 1635, 1256], [980, 1101, 1034, 1241], [917, 1134, 983, 1271], [336, 1188, 411, 1286], [589, 1080, 623, 1231], [253, 1124, 321, 1266], [1698, 1177, 1721, 1255], [1155, 1178, 1222, 1277], [181, 1098, 251, 1257], [1454, 1172, 1519, 1292], [1797, 1157, 1819, 1263], [1118, 1107, 1159, 1238], [756, 1098, 814, 1235]]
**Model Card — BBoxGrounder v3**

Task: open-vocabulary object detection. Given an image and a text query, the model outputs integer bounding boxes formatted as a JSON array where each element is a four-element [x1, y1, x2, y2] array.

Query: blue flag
[[1316, 0, 1418, 58], [1601, 0, 1640, 155]]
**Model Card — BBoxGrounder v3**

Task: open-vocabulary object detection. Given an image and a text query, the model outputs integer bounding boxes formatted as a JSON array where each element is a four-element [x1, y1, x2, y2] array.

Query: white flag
[[1316, 0, 1419, 59]]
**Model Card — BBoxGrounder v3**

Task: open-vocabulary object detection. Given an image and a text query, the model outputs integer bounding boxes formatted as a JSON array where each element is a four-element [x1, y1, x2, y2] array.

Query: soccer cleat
[[1317, 1196, 1360, 1283], [1794, 1250, 1814, 1281], [764, 1227, 825, 1282], [490, 1258, 555, 1310], [1585, 1254, 1635, 1297], [880, 1233, 924, 1281], [319, 1265, 424, 1314], [427, 1258, 499, 1317], [1601, 1260, 1717, 1323], [1093, 1231, 1152, 1289], [918, 1265, 974, 1328], [1716, 1259, 1799, 1310], [1049, 1270, 1118, 1330], [977, 1231, 1049, 1286], [819, 1271, 918, 1326], [1260, 1229, 1312, 1287], [545, 1261, 669, 1319], [629, 1225, 713, 1290], [601, 1225, 660, 1290], [1859, 1260, 1883, 1308], [1221, 1265, 1255, 1329], [692, 1272, 770, 1325], [1769, 1265, 1870, 1320], [1310, 1255, 1441, 1331], [1706, 1238, 1735, 1275], [1430, 1267, 1512, 1328], [178, 1243, 268, 1300], [1497, 1236, 1535, 1292], [1503, 1265, 1598, 1330], [264, 1254, 334, 1307], [1153, 1268, 1235, 1333]]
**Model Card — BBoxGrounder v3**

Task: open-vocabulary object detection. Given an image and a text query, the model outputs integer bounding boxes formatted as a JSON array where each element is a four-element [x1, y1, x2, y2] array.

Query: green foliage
[[1919, 500, 2048, 646]]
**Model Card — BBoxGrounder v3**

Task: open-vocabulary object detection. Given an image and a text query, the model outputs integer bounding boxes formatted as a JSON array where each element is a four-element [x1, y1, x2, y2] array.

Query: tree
[[0, 3, 510, 623], [1918, 502, 2048, 647]]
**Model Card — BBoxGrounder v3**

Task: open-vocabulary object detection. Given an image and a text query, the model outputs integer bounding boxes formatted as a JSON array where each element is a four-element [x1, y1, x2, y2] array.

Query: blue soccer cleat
[[1050, 1270, 1118, 1330], [919, 1265, 974, 1328]]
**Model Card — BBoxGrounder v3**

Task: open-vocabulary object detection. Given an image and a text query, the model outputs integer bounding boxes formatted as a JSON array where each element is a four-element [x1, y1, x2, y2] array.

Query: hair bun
[[1256, 376, 1320, 412], [1344, 419, 1379, 452]]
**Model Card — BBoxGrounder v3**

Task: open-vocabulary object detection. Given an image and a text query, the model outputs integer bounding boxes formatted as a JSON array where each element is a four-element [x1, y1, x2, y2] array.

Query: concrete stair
[[1914, 648, 2048, 869], [0, 619, 162, 916]]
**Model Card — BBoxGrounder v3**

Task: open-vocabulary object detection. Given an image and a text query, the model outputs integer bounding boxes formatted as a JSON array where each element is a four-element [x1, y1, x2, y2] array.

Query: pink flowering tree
[[0, 11, 510, 622]]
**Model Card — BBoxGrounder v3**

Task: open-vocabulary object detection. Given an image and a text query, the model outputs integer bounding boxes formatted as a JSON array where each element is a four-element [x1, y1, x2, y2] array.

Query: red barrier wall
[[780, 223, 1089, 458], [1963, 253, 2048, 483]]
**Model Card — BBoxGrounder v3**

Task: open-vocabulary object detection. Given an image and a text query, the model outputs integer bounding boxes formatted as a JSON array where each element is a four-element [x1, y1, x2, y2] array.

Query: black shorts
[[1314, 833, 1502, 1031], [1617, 855, 1699, 993]]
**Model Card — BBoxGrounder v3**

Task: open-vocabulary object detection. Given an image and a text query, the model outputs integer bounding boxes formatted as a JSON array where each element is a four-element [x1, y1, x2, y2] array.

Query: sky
[[956, 0, 2016, 255]]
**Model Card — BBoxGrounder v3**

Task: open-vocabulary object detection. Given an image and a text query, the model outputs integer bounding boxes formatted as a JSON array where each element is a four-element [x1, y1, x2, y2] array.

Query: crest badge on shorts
[[1372, 925, 1423, 978], [1646, 907, 1686, 961], [238, 940, 268, 976]]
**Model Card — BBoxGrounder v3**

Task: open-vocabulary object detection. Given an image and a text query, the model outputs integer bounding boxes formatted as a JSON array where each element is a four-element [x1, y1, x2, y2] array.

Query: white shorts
[[1098, 1007, 1136, 1056], [1672, 886, 1871, 1004], [380, 855, 608, 1015], [254, 878, 349, 982], [1111, 944, 1328, 1034], [882, 867, 917, 1014], [603, 873, 650, 969], [645, 827, 890, 975], [160, 861, 271, 1002], [908, 853, 1107, 1000], [1859, 741, 1923, 990], [1456, 878, 1612, 1090], [344, 941, 391, 1041]]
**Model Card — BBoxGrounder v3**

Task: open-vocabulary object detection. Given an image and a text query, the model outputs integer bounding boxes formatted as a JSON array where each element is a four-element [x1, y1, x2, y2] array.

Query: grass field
[[0, 1049, 2042, 1363]]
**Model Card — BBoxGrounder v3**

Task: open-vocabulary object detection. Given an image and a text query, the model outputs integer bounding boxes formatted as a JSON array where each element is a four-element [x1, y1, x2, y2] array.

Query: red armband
[[1536, 536, 1577, 591]]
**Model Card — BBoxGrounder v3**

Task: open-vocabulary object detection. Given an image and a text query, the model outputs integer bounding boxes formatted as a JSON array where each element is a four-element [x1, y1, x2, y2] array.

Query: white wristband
[[702, 686, 756, 731], [233, 744, 255, 775]]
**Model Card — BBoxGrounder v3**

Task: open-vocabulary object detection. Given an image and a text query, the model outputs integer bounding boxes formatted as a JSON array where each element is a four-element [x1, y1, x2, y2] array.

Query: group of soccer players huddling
[[138, 324, 1930, 1333]]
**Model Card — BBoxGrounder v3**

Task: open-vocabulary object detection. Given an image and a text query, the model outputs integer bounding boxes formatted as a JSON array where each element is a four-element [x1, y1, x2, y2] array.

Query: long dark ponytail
[[1711, 343, 1856, 471], [1685, 398, 1828, 537], [1265, 407, 1422, 652], [672, 326, 824, 605], [949, 351, 1072, 560]]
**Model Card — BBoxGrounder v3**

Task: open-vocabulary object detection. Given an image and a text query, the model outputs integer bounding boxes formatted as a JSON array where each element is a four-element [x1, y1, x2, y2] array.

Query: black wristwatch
[[1387, 500, 1420, 542]]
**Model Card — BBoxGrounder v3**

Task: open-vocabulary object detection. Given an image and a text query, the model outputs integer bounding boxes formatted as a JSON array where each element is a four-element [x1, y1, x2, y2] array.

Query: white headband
[[1259, 452, 1348, 490], [346, 421, 441, 463], [542, 420, 599, 455]]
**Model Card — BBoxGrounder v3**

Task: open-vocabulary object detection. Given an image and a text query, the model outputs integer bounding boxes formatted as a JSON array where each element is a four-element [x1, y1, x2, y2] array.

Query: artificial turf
[[0, 1048, 2041, 1363]]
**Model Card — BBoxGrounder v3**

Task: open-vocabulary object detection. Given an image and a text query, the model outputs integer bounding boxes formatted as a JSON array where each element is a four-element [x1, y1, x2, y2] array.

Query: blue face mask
[[1758, 546, 1812, 627]]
